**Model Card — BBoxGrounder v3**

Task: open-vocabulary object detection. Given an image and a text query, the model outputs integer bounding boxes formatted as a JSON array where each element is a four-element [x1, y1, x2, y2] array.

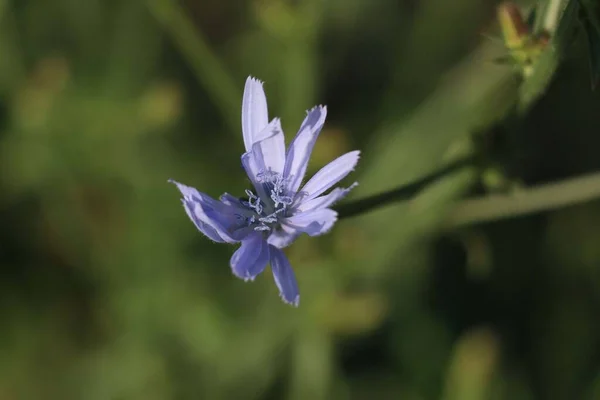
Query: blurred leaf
[[75, 341, 170, 400], [105, 1, 163, 95], [315, 291, 388, 335], [544, 201, 600, 280], [529, 295, 597, 399], [0, 7, 25, 94], [356, 40, 516, 272], [146, 0, 239, 133], [289, 329, 333, 400], [587, 372, 600, 400], [580, 0, 600, 89], [441, 327, 499, 400], [582, 22, 600, 87], [526, 3, 538, 30]]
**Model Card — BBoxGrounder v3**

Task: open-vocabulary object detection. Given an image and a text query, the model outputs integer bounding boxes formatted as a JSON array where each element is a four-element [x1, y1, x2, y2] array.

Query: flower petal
[[169, 179, 204, 200], [297, 150, 360, 202], [241, 149, 267, 200], [242, 118, 286, 181], [269, 246, 300, 307], [203, 206, 254, 242], [296, 183, 358, 212], [252, 119, 285, 174], [169, 179, 249, 243], [230, 233, 270, 281], [283, 106, 327, 193], [284, 208, 338, 236], [242, 77, 269, 151], [181, 199, 225, 242], [266, 224, 299, 249], [219, 193, 255, 219], [220, 193, 243, 208]]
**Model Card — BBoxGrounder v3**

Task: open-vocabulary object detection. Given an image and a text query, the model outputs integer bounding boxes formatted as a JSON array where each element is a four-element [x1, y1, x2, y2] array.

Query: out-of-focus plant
[[579, 0, 600, 88], [496, 2, 551, 77]]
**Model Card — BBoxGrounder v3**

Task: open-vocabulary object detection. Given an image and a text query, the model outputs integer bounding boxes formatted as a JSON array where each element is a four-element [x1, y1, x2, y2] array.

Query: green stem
[[337, 157, 600, 227], [446, 170, 600, 227], [336, 156, 476, 219]]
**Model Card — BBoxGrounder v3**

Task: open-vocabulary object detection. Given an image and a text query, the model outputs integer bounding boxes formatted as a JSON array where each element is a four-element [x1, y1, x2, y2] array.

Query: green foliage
[[579, 0, 600, 88]]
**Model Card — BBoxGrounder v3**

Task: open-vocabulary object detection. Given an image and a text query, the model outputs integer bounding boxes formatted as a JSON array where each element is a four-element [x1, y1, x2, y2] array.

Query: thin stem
[[446, 171, 600, 227], [336, 157, 476, 219], [338, 160, 600, 226], [146, 0, 239, 134]]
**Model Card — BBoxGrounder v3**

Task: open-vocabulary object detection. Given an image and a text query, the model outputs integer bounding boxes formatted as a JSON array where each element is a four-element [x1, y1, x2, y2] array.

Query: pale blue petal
[[241, 119, 286, 193], [297, 150, 360, 202], [296, 183, 358, 212], [242, 77, 269, 151], [269, 246, 300, 307], [219, 194, 257, 230], [251, 119, 286, 174], [266, 224, 299, 249], [203, 206, 253, 242], [169, 179, 203, 201], [219, 193, 254, 220], [220, 193, 242, 207], [284, 208, 338, 236], [241, 149, 268, 201], [181, 199, 225, 242], [169, 179, 248, 243], [283, 106, 327, 193], [230, 233, 270, 281], [247, 237, 270, 278]]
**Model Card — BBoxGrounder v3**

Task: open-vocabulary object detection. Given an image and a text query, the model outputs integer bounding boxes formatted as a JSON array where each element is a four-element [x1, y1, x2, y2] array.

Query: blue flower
[[169, 77, 360, 306]]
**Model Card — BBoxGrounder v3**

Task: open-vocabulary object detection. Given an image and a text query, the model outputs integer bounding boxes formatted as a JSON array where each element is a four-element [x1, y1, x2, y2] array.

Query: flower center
[[241, 170, 293, 232]]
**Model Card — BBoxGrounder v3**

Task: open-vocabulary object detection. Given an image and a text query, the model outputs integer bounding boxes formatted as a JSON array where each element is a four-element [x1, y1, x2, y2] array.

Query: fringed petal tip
[[283, 106, 329, 193], [167, 179, 196, 198], [168, 178, 186, 194], [306, 104, 327, 114], [230, 234, 270, 281], [284, 208, 338, 237], [314, 212, 338, 236], [281, 294, 300, 307], [346, 150, 361, 167], [247, 76, 264, 85], [242, 76, 270, 152], [270, 246, 300, 306]]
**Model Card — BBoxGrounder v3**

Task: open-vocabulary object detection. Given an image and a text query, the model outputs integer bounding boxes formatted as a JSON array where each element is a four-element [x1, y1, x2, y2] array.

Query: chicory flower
[[170, 77, 359, 306]]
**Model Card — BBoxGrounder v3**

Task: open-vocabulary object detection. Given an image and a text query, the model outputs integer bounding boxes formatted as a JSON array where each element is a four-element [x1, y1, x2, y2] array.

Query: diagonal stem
[[337, 158, 600, 227], [336, 156, 476, 219], [446, 170, 600, 227]]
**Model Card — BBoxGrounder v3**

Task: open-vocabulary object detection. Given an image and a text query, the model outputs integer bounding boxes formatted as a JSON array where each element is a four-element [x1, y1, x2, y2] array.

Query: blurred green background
[[1, 0, 600, 399]]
